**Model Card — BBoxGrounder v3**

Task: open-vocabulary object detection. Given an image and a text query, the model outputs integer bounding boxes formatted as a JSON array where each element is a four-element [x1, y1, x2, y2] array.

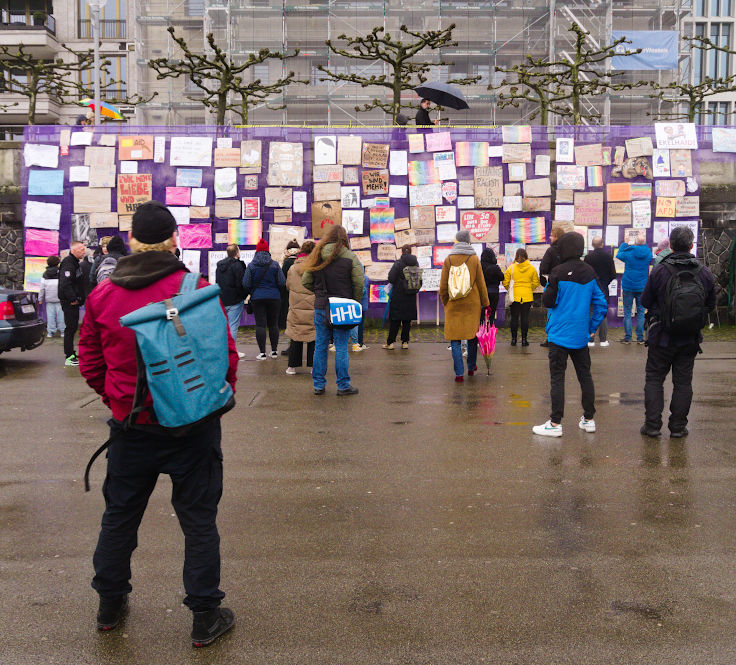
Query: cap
[[455, 228, 471, 244], [256, 238, 269, 253], [131, 201, 177, 245]]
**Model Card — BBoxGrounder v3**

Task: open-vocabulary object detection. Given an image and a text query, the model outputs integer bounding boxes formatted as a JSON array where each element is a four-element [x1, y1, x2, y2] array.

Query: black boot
[[521, 336, 529, 347], [96, 595, 129, 631], [510, 333, 517, 346], [191, 607, 235, 647]]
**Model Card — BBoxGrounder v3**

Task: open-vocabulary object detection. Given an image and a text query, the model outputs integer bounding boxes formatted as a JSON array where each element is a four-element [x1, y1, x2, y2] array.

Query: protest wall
[[19, 124, 735, 325]]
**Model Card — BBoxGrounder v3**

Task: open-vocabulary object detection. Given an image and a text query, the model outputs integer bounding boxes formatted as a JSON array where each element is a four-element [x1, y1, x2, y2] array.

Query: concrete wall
[[0, 142, 23, 290]]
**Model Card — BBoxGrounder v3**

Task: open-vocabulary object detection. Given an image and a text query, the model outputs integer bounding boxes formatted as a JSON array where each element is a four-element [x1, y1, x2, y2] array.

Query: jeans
[[450, 338, 478, 377], [387, 319, 411, 344], [509, 301, 532, 337], [251, 298, 280, 354], [46, 302, 65, 335], [92, 419, 225, 611], [225, 302, 244, 342], [622, 290, 644, 341], [644, 343, 698, 433], [313, 308, 351, 391], [548, 343, 595, 424], [62, 304, 80, 357]]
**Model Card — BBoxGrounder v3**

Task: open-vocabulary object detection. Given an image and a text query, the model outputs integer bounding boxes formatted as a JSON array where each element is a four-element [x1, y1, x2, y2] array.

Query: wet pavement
[[2, 332, 736, 664]]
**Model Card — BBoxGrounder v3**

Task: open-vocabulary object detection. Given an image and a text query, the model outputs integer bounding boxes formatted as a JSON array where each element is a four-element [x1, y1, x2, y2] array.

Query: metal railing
[[0, 13, 56, 35], [77, 19, 127, 40]]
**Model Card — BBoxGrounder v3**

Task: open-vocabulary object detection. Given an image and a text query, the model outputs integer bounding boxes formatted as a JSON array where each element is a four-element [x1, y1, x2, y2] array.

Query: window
[[77, 0, 126, 39], [695, 0, 706, 16], [80, 54, 127, 100], [694, 22, 731, 82], [712, 0, 732, 16], [0, 1, 52, 25], [708, 100, 730, 123]]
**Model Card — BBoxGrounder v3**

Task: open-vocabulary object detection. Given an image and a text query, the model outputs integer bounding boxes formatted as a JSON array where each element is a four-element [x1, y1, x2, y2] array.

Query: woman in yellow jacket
[[502, 247, 540, 347]]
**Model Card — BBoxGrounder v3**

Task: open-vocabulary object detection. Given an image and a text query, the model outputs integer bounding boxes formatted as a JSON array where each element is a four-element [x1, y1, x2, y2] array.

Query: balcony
[[77, 19, 127, 40], [0, 14, 58, 58], [0, 92, 61, 124]]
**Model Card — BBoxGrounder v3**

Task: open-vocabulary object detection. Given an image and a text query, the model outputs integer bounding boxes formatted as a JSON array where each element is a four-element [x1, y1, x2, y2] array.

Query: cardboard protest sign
[[273, 208, 293, 224], [265, 187, 292, 208], [522, 197, 551, 212], [460, 210, 499, 243], [654, 180, 686, 197], [313, 164, 343, 182], [89, 212, 118, 229], [350, 235, 371, 250], [214, 148, 241, 167], [267, 142, 303, 186], [523, 178, 552, 198], [240, 140, 262, 170], [214, 199, 241, 219], [337, 135, 362, 165], [118, 135, 153, 161], [116, 174, 152, 215], [573, 191, 603, 226], [474, 166, 503, 208], [501, 143, 531, 163], [312, 201, 342, 238], [410, 205, 435, 229], [395, 229, 417, 247], [606, 202, 632, 225], [362, 170, 389, 196], [557, 165, 586, 190], [675, 196, 699, 217], [574, 143, 603, 166], [362, 143, 389, 169], [314, 182, 341, 202]]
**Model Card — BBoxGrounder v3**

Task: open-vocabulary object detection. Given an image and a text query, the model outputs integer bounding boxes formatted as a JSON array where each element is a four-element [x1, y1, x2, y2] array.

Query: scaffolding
[[133, 0, 694, 125]]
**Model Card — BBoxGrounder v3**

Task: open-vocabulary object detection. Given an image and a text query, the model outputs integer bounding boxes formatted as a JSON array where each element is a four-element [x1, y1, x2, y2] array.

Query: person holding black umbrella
[[415, 99, 436, 126]]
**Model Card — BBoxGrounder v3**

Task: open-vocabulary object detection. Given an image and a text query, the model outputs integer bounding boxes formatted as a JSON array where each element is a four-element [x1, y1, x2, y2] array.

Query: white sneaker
[[588, 342, 595, 348], [256, 352, 267, 360], [532, 420, 563, 437], [269, 351, 278, 359], [328, 344, 336, 352], [285, 367, 296, 375], [237, 351, 245, 359], [599, 341, 610, 347], [579, 417, 596, 433], [352, 344, 362, 353]]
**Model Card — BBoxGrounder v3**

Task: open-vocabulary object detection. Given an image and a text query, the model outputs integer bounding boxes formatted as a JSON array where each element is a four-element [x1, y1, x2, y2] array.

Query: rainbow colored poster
[[408, 160, 440, 186], [369, 207, 395, 244], [455, 142, 489, 167], [369, 283, 391, 303], [510, 216, 546, 243], [23, 256, 47, 292], [586, 166, 603, 187], [228, 218, 262, 246]]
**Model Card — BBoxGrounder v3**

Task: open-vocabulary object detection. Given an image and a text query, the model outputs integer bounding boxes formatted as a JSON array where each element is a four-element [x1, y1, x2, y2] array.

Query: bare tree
[[0, 43, 151, 125], [318, 24, 480, 124], [650, 35, 736, 122], [491, 23, 645, 125], [149, 28, 303, 125]]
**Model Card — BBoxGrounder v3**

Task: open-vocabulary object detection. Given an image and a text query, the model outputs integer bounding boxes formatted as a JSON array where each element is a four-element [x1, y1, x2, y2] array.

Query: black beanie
[[131, 201, 177, 244], [106, 235, 126, 255]]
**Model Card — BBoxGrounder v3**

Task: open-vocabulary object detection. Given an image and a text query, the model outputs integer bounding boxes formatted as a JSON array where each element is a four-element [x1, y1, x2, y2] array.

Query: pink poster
[[24, 228, 59, 256], [178, 223, 212, 249], [425, 132, 452, 152], [165, 186, 191, 206]]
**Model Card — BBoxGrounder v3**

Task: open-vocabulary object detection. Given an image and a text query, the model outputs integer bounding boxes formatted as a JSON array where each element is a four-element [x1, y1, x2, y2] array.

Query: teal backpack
[[84, 272, 234, 490]]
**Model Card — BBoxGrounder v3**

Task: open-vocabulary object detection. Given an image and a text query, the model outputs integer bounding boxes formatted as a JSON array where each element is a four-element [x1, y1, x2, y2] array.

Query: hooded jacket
[[215, 256, 247, 306], [583, 246, 617, 291], [301, 243, 364, 309], [543, 232, 608, 349], [502, 259, 540, 304], [617, 242, 653, 292], [79, 251, 238, 423], [388, 253, 421, 321], [39, 265, 60, 304], [641, 252, 715, 348], [242, 250, 286, 301], [480, 248, 504, 295], [285, 256, 316, 342], [539, 239, 561, 287]]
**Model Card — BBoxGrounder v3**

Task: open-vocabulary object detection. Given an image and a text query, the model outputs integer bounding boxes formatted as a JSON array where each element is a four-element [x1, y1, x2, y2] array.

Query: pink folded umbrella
[[476, 312, 497, 375]]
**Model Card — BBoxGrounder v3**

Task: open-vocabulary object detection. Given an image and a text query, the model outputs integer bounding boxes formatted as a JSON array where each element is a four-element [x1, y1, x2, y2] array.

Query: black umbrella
[[413, 82, 470, 110]]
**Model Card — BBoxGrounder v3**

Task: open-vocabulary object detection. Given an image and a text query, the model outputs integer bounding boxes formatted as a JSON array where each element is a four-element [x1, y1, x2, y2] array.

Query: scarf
[[449, 241, 476, 256]]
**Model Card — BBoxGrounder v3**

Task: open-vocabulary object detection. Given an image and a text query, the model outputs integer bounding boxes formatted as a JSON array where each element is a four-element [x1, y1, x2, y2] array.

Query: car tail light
[[0, 301, 15, 320]]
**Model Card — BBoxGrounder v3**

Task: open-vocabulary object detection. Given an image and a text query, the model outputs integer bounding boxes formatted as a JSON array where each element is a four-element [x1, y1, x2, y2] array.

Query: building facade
[[0, 0, 734, 129]]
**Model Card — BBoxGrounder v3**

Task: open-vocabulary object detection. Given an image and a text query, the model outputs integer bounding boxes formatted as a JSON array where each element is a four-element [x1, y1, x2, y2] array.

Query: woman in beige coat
[[439, 229, 490, 382], [285, 240, 316, 374]]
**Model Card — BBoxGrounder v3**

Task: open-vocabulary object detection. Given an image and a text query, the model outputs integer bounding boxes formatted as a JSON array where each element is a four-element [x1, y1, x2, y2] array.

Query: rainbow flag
[[228, 218, 262, 246], [455, 142, 489, 167], [23, 256, 47, 292], [370, 207, 395, 244], [630, 182, 652, 200], [369, 284, 391, 303], [408, 160, 440, 186], [510, 216, 546, 243], [586, 165, 603, 187]]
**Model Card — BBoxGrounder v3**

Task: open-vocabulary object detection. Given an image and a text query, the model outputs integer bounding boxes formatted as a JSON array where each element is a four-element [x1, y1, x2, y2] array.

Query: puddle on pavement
[[610, 600, 667, 620]]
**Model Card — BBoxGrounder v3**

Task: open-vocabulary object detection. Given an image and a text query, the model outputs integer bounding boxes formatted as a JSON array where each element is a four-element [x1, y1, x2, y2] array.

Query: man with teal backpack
[[79, 201, 239, 648]]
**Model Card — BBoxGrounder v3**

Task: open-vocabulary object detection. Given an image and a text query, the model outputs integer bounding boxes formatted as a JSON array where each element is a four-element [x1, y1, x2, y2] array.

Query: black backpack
[[661, 262, 707, 335], [402, 265, 423, 294]]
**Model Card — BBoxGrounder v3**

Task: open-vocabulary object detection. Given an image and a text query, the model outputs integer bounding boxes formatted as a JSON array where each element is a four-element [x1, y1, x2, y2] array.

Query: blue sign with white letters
[[611, 31, 678, 70]]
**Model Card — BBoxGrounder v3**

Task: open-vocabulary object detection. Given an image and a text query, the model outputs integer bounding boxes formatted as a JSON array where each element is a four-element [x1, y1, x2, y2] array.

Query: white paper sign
[[69, 166, 90, 182], [488, 145, 503, 158], [168, 206, 191, 225], [433, 152, 457, 180], [555, 204, 575, 221], [342, 210, 364, 234], [182, 249, 201, 273], [608, 279, 618, 297], [389, 150, 408, 176], [503, 196, 522, 212], [191, 188, 208, 207], [458, 196, 475, 209], [208, 250, 227, 284], [216, 137, 232, 149], [389, 184, 408, 199], [653, 221, 669, 245], [436, 224, 458, 243], [70, 131, 93, 146], [605, 225, 620, 245], [419, 268, 442, 292], [214, 168, 237, 198], [652, 149, 670, 178], [655, 123, 698, 150], [120, 161, 138, 174], [409, 184, 443, 207], [25, 200, 61, 229], [535, 155, 551, 176], [556, 138, 574, 163], [293, 191, 307, 213], [170, 136, 213, 167], [154, 136, 166, 163], [24, 144, 59, 168], [314, 135, 337, 165]]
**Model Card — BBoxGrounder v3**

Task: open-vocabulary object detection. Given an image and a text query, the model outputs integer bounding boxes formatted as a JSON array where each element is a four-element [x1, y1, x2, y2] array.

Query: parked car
[[0, 288, 45, 354]]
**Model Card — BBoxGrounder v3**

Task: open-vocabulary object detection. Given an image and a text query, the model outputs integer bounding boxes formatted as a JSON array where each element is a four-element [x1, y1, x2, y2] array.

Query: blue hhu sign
[[611, 31, 679, 71], [327, 297, 362, 328]]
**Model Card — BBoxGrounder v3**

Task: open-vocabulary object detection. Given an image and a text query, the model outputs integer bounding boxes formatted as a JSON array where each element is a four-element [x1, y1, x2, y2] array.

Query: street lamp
[[86, 0, 106, 125]]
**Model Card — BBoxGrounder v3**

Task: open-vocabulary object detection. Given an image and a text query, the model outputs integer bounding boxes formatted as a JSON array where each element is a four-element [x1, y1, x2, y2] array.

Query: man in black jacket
[[583, 236, 616, 347], [58, 240, 88, 366], [539, 223, 564, 347], [215, 244, 247, 358], [640, 226, 715, 439], [415, 99, 436, 126]]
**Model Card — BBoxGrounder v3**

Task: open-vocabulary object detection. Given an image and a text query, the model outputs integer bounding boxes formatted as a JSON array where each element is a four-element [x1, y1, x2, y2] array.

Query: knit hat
[[106, 235, 126, 255], [455, 228, 471, 244], [131, 201, 177, 244], [256, 238, 269, 252]]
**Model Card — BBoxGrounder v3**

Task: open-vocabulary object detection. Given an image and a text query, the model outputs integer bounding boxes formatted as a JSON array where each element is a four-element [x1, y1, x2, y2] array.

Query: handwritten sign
[[362, 169, 389, 196], [116, 174, 152, 214], [419, 268, 442, 292], [240, 140, 261, 170], [170, 136, 213, 167], [314, 182, 341, 202], [362, 143, 390, 169], [501, 143, 532, 164], [118, 135, 153, 161], [606, 202, 632, 225], [267, 142, 303, 186], [214, 200, 241, 219], [654, 180, 686, 197], [474, 166, 503, 209], [460, 210, 499, 242], [655, 197, 677, 217], [557, 165, 586, 190], [313, 164, 343, 182], [312, 201, 341, 238], [632, 200, 652, 228], [573, 191, 603, 226], [337, 135, 362, 165], [574, 143, 603, 167], [409, 184, 442, 207], [675, 196, 699, 217], [265, 187, 292, 208], [655, 123, 698, 150], [214, 147, 241, 167]]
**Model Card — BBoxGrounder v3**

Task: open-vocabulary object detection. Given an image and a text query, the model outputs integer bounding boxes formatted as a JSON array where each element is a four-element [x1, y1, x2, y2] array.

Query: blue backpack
[[84, 272, 234, 490]]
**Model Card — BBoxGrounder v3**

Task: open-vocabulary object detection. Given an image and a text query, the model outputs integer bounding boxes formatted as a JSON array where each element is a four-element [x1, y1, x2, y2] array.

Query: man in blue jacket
[[617, 234, 653, 344], [533, 232, 608, 438]]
